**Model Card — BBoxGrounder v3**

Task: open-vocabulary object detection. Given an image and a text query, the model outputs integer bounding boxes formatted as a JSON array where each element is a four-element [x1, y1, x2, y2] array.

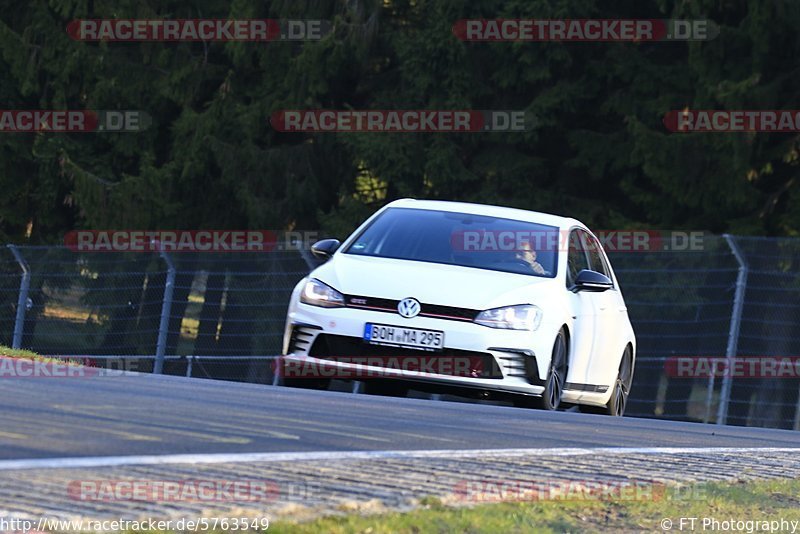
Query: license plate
[[364, 323, 444, 351]]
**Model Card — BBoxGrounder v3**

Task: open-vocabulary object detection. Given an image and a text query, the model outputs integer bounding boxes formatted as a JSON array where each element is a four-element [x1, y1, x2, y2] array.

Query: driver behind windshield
[[516, 240, 546, 275]]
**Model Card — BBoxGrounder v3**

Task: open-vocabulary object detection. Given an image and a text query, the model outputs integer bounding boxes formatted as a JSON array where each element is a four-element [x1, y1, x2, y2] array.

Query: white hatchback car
[[281, 199, 636, 415]]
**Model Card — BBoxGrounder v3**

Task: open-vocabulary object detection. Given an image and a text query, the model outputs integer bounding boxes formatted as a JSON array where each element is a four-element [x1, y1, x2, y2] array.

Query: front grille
[[344, 295, 480, 322], [420, 303, 478, 321], [344, 295, 396, 312], [309, 334, 503, 379]]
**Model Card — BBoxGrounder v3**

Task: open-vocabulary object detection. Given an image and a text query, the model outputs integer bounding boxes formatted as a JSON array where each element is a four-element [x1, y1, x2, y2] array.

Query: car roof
[[384, 198, 583, 230]]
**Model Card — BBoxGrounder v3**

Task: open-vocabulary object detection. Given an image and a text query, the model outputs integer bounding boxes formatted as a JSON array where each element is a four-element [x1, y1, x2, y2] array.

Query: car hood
[[311, 253, 554, 310]]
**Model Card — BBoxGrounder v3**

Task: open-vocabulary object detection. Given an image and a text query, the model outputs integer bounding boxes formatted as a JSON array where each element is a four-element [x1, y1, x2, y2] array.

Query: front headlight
[[300, 278, 345, 308], [474, 304, 542, 330]]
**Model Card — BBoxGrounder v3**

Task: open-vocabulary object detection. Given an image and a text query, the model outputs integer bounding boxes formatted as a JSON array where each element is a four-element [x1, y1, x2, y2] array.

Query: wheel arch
[[624, 341, 636, 379], [562, 323, 572, 358], [561, 323, 572, 375], [625, 341, 636, 367]]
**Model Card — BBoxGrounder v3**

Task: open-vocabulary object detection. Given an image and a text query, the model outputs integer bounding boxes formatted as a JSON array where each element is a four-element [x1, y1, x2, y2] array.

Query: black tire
[[280, 377, 331, 390], [363, 379, 410, 398], [531, 329, 567, 410], [580, 346, 634, 416]]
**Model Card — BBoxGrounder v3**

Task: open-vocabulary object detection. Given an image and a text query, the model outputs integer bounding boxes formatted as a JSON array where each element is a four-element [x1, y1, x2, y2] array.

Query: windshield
[[344, 207, 559, 277]]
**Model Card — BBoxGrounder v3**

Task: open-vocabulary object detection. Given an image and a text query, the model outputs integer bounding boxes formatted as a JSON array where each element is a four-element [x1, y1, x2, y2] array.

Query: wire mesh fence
[[614, 235, 800, 429], [0, 245, 313, 382], [1, 236, 798, 430]]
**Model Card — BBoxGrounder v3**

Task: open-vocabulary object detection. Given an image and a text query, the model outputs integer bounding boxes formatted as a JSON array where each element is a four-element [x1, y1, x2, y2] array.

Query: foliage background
[[0, 0, 798, 243]]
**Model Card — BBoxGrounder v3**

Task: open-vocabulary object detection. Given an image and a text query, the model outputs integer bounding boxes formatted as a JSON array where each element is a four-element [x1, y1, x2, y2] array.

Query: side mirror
[[311, 239, 341, 261], [572, 269, 613, 292]]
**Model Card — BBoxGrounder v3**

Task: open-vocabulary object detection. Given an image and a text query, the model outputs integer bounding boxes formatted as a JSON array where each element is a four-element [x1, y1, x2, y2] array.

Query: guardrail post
[[716, 234, 748, 425], [154, 247, 176, 374], [7, 245, 31, 350]]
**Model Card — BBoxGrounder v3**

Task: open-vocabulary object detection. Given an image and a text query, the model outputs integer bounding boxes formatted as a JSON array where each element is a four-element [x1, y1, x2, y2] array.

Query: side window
[[583, 231, 611, 279], [567, 230, 590, 287]]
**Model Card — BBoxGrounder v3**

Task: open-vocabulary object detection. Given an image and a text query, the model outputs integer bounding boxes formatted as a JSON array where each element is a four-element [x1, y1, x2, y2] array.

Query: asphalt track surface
[[1, 372, 798, 461]]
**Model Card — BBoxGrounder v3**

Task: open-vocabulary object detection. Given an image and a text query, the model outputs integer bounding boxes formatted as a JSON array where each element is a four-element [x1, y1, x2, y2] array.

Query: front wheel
[[531, 329, 567, 411]]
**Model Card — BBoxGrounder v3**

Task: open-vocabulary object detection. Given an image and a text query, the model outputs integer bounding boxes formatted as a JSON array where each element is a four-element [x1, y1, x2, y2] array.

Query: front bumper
[[281, 302, 554, 395]]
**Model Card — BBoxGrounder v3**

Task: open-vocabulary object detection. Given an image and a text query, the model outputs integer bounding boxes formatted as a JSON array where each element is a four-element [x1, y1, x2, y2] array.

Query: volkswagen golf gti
[[280, 199, 636, 415]]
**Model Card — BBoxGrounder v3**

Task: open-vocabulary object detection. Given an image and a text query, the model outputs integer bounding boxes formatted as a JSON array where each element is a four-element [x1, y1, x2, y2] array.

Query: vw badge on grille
[[397, 298, 421, 318]]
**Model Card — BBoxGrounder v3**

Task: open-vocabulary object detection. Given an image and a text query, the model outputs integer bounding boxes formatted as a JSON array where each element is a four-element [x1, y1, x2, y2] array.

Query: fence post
[[154, 248, 176, 374], [7, 245, 31, 350], [794, 397, 800, 431], [716, 234, 748, 425], [703, 372, 716, 424]]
